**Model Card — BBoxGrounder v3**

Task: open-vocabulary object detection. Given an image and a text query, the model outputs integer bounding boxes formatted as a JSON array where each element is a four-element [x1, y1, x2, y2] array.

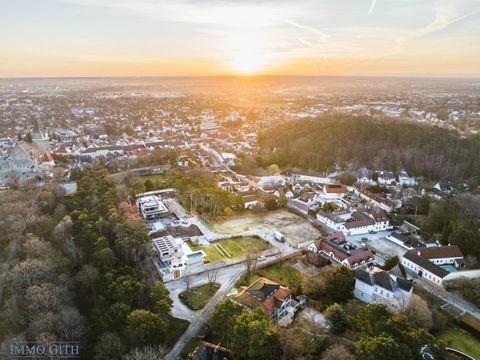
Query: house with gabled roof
[[307, 232, 374, 269], [354, 267, 413, 312], [401, 246, 464, 286], [232, 277, 299, 324]]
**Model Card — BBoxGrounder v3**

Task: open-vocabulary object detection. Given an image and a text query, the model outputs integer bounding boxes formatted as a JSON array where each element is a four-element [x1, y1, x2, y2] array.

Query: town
[[1, 77, 480, 360]]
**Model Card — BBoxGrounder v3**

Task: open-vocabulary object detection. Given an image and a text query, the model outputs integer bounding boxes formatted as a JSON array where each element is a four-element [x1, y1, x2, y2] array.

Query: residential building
[[152, 235, 187, 281], [322, 183, 347, 198], [137, 195, 169, 220], [398, 169, 416, 186], [316, 210, 391, 236], [232, 277, 299, 324], [191, 341, 231, 360], [307, 232, 374, 269], [401, 246, 464, 286], [354, 267, 413, 312]]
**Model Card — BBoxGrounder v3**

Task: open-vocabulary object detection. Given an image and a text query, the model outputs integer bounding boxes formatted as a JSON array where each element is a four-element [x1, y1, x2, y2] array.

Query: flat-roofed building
[[152, 235, 187, 281], [137, 195, 169, 220]]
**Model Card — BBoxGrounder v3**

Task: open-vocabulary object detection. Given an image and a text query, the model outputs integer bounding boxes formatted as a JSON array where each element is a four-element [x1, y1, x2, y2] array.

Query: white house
[[137, 195, 169, 220], [297, 191, 322, 207], [316, 210, 390, 236], [152, 235, 187, 281], [377, 171, 396, 186], [354, 267, 413, 312], [401, 246, 464, 286], [398, 169, 416, 187]]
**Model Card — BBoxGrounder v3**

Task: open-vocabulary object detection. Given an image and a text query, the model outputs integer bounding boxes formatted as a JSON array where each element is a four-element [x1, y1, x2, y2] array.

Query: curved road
[[165, 264, 245, 360]]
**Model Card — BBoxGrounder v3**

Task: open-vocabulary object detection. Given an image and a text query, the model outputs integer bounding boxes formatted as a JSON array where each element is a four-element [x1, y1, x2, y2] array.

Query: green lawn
[[439, 327, 480, 359], [236, 257, 304, 291], [188, 236, 271, 263], [179, 283, 221, 310], [165, 316, 190, 347]]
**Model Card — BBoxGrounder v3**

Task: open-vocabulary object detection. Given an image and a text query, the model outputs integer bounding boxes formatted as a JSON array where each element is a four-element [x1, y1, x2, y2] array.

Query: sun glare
[[231, 52, 268, 74], [227, 34, 273, 75]]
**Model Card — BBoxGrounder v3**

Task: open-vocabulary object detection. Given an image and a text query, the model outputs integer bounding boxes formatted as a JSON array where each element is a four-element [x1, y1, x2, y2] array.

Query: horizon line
[[1, 73, 480, 81]]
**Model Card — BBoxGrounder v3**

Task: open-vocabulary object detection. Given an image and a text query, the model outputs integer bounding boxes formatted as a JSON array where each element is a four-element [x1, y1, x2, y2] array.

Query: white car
[[257, 255, 266, 261]]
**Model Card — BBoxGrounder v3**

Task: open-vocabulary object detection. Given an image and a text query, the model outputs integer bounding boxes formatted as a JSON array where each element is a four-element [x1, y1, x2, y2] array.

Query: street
[[165, 264, 245, 360], [414, 276, 480, 321]]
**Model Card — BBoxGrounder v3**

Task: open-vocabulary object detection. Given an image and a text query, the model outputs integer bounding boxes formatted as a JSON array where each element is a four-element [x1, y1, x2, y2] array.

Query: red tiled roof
[[415, 246, 463, 259], [324, 184, 347, 193]]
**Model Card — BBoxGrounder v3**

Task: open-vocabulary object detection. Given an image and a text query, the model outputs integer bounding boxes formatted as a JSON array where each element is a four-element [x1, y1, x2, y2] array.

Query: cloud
[[368, 0, 376, 16]]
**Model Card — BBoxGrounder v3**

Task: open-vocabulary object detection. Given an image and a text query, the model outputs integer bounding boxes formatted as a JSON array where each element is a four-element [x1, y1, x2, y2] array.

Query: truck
[[273, 231, 285, 243]]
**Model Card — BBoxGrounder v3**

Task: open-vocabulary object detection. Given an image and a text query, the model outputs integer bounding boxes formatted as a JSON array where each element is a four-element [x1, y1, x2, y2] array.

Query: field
[[179, 283, 221, 310], [237, 257, 304, 291], [439, 328, 480, 359], [188, 236, 271, 262], [206, 210, 323, 248], [165, 316, 190, 347]]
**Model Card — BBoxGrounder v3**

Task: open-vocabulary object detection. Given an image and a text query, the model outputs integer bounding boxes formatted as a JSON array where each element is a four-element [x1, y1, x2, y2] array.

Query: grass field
[[165, 316, 190, 347], [188, 236, 271, 262], [237, 257, 304, 291], [179, 283, 221, 310], [439, 327, 480, 359]]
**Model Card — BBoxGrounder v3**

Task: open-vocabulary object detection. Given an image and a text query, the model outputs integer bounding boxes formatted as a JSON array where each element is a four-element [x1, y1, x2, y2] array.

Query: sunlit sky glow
[[1, 0, 480, 77]]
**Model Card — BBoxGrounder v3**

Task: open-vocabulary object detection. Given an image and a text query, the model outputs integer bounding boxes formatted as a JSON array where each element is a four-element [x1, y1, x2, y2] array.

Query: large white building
[[0, 141, 55, 185], [137, 195, 169, 220], [354, 267, 413, 312], [152, 235, 187, 281], [401, 246, 464, 286], [316, 210, 391, 236]]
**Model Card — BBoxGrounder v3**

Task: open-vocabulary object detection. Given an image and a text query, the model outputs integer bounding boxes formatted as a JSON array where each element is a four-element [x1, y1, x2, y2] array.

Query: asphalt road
[[165, 264, 245, 360], [415, 276, 480, 320]]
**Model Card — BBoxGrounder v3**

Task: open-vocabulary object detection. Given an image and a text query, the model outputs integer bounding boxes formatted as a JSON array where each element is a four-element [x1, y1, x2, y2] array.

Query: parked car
[[258, 255, 266, 261]]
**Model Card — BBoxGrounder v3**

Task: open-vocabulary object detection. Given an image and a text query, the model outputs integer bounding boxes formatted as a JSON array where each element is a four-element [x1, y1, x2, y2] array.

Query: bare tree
[[56, 306, 87, 341], [183, 273, 191, 292], [321, 344, 355, 360], [8, 259, 54, 291], [404, 294, 433, 330], [244, 250, 260, 281], [207, 270, 217, 289], [122, 345, 168, 360], [301, 307, 324, 339]]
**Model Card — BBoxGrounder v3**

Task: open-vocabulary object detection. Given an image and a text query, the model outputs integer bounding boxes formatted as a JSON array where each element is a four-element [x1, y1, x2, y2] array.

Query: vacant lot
[[188, 236, 271, 262], [439, 328, 480, 359], [179, 283, 220, 310], [237, 256, 305, 291], [206, 210, 322, 248]]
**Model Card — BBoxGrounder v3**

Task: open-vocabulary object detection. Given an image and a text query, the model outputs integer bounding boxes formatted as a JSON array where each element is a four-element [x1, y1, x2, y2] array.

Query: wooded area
[[256, 115, 480, 182]]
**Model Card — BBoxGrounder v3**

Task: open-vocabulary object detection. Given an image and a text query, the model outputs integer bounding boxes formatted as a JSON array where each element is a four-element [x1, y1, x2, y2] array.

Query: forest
[[0, 167, 187, 359], [256, 115, 480, 182]]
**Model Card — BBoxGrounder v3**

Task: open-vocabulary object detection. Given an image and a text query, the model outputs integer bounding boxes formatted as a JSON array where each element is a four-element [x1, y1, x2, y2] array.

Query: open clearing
[[188, 236, 271, 262], [206, 210, 322, 248]]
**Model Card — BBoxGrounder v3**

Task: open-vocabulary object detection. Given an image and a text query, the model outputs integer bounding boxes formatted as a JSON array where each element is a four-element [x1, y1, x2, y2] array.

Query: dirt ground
[[291, 258, 324, 277], [207, 210, 323, 248]]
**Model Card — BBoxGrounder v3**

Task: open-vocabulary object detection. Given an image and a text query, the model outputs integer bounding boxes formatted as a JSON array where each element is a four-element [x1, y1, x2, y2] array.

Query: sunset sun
[[231, 53, 268, 74]]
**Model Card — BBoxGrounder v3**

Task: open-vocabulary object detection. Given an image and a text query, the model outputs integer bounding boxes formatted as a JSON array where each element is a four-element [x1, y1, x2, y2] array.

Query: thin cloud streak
[[368, 0, 377, 15]]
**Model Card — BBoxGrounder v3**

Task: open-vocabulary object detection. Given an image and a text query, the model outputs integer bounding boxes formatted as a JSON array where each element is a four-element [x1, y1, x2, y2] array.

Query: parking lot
[[346, 230, 408, 260]]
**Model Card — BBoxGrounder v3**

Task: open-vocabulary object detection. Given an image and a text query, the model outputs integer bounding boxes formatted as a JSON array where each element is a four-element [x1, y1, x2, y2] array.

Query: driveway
[[165, 263, 245, 360]]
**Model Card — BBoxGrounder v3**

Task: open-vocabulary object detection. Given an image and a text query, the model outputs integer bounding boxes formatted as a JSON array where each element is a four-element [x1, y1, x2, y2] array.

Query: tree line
[[256, 115, 480, 182]]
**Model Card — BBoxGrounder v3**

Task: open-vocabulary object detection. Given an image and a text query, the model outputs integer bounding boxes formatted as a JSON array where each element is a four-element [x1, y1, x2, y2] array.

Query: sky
[[1, 0, 479, 77]]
